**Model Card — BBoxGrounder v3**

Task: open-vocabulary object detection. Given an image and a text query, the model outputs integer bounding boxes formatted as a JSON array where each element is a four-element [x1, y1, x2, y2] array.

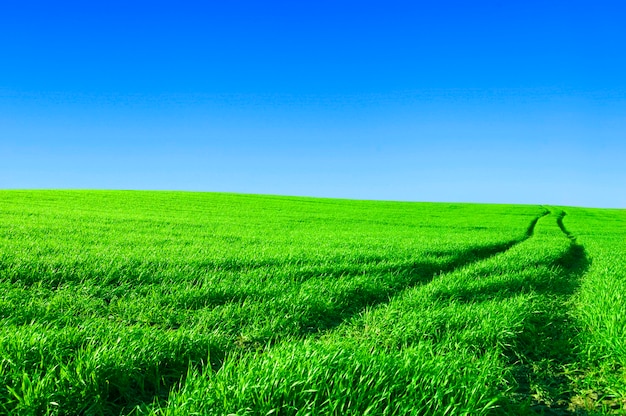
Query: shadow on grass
[[424, 211, 590, 414], [294, 211, 549, 336], [505, 240, 589, 415], [92, 213, 551, 414], [449, 212, 589, 414]]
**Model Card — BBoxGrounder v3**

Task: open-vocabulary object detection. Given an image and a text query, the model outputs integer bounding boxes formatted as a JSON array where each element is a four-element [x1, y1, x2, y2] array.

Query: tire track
[[527, 208, 550, 237], [294, 210, 551, 336], [507, 209, 590, 414]]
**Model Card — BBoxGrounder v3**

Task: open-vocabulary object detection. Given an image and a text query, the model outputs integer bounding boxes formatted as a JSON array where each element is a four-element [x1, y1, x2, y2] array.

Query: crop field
[[0, 191, 624, 415]]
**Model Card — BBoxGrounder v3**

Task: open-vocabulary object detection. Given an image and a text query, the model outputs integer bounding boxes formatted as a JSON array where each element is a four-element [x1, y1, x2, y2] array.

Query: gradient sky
[[1, 1, 625, 207]]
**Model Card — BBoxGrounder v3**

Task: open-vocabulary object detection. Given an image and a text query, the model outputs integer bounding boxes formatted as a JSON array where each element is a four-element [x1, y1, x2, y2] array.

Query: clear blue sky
[[1, 1, 625, 207]]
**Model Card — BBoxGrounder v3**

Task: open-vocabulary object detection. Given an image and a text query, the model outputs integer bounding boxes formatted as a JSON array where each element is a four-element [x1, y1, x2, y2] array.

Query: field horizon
[[1, 190, 624, 415], [3, 188, 623, 210]]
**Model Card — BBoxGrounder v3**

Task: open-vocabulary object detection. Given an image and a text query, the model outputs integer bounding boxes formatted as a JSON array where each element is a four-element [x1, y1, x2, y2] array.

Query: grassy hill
[[0, 191, 624, 414]]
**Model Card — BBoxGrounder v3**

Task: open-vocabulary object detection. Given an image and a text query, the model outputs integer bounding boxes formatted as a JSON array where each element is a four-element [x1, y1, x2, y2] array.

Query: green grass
[[0, 191, 624, 415], [564, 208, 626, 412]]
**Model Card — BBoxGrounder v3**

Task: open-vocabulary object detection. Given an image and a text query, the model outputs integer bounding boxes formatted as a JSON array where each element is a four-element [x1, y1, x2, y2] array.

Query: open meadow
[[0, 191, 624, 415]]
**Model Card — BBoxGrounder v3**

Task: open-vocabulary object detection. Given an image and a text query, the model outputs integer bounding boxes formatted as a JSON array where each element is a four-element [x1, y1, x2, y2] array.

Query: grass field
[[0, 191, 624, 415]]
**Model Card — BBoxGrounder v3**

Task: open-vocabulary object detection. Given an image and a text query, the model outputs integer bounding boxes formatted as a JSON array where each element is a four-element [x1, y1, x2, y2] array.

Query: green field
[[0, 191, 624, 415]]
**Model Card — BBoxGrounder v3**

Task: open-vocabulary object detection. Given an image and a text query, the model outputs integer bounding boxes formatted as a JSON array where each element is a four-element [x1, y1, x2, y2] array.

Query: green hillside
[[0, 191, 624, 415]]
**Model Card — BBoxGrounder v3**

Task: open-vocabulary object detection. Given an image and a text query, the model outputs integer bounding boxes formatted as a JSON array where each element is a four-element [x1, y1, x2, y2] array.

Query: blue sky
[[1, 1, 625, 207]]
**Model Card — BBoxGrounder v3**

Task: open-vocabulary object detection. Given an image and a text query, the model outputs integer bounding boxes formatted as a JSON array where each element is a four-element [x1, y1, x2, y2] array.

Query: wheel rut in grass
[[68, 213, 553, 413], [181, 209, 589, 416], [294, 210, 551, 336], [0, 211, 552, 415], [526, 210, 548, 237], [507, 209, 591, 414]]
